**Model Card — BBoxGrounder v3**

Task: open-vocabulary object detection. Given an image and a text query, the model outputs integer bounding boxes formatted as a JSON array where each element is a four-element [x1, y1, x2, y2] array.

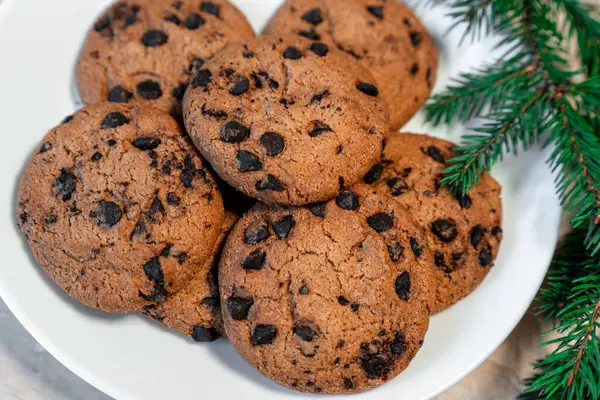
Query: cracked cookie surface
[[183, 34, 388, 206], [219, 183, 433, 393], [142, 211, 238, 342], [264, 0, 438, 130], [363, 132, 503, 312], [77, 0, 255, 116], [17, 103, 224, 312]]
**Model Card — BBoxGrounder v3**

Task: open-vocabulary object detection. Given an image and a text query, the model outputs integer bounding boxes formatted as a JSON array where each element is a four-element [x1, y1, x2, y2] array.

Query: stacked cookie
[[16, 0, 502, 395]]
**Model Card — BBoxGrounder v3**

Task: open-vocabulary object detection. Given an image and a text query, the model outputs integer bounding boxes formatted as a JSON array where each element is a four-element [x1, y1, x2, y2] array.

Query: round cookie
[[143, 211, 238, 342], [219, 184, 434, 394], [362, 132, 503, 313], [77, 0, 255, 115], [264, 0, 438, 130], [183, 34, 388, 206], [17, 103, 224, 313]]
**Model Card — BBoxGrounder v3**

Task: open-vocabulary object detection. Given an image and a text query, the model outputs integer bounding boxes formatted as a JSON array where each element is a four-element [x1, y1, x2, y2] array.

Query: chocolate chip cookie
[[264, 0, 438, 130], [363, 133, 503, 313], [183, 34, 388, 206], [219, 183, 434, 393], [142, 211, 237, 342], [17, 103, 224, 313], [77, 0, 255, 115]]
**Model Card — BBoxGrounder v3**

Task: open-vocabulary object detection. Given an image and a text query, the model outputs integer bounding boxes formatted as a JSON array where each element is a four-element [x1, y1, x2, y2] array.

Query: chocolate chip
[[192, 325, 219, 342], [299, 29, 321, 40], [294, 326, 317, 342], [132, 137, 161, 150], [363, 164, 384, 184], [164, 14, 181, 25], [388, 242, 404, 262], [252, 324, 277, 345], [107, 86, 133, 103], [244, 224, 270, 244], [283, 46, 302, 60], [310, 42, 329, 57], [492, 226, 503, 237], [180, 155, 197, 188], [91, 200, 122, 228], [230, 76, 250, 95], [470, 225, 485, 247], [236, 151, 262, 172], [454, 193, 472, 209], [45, 215, 57, 225], [200, 104, 227, 119], [144, 257, 164, 284], [202, 296, 220, 307], [307, 90, 330, 106], [101, 112, 128, 129], [227, 296, 254, 320], [141, 30, 168, 47], [161, 244, 172, 257], [243, 50, 254, 58], [351, 303, 360, 312], [90, 152, 103, 161], [367, 213, 393, 233], [421, 146, 445, 163], [395, 272, 411, 301], [177, 253, 187, 264], [344, 378, 354, 389], [166, 192, 180, 205], [200, 1, 220, 17], [308, 202, 326, 218], [171, 84, 187, 101], [431, 219, 457, 242], [410, 31, 422, 47], [338, 296, 350, 305], [220, 121, 250, 143], [54, 169, 77, 201], [434, 251, 445, 268], [191, 69, 212, 88], [39, 142, 52, 153], [272, 215, 296, 239], [410, 237, 423, 257], [367, 5, 384, 19], [356, 82, 379, 96], [185, 13, 205, 29], [299, 285, 310, 295], [410, 63, 419, 75], [336, 191, 359, 210], [130, 220, 147, 240], [256, 175, 285, 192], [309, 121, 332, 137], [260, 132, 285, 156], [390, 332, 407, 356], [147, 196, 166, 222], [242, 250, 266, 270], [136, 80, 162, 100], [301, 8, 323, 25], [387, 177, 409, 196], [479, 247, 492, 266], [62, 115, 74, 125]]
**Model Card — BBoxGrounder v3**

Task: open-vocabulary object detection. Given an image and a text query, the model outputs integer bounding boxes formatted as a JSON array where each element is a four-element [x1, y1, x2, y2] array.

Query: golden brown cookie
[[77, 0, 255, 115], [183, 34, 388, 206], [219, 183, 434, 394], [264, 0, 438, 130], [362, 132, 503, 313], [142, 211, 238, 342], [17, 103, 224, 313]]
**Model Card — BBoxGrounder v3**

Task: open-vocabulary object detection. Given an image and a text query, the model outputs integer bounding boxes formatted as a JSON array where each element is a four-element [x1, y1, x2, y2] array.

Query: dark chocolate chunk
[[90, 152, 103, 162], [176, 253, 187, 264], [191, 69, 212, 88], [201, 104, 227, 119], [283, 46, 303, 60], [309, 121, 332, 137], [230, 76, 250, 95], [308, 202, 326, 218], [107, 85, 133, 103], [410, 237, 423, 257], [272, 215, 296, 239], [301, 8, 323, 25], [410, 63, 419, 75], [294, 326, 317, 342], [367, 5, 384, 19], [200, 1, 220, 17], [147, 196, 166, 222], [307, 89, 330, 105], [161, 244, 172, 257], [431, 219, 458, 243], [91, 200, 122, 228], [479, 247, 492, 266], [421, 146, 445, 163], [367, 213, 393, 233], [236, 150, 262, 172], [227, 296, 254, 320], [244, 224, 270, 244], [390, 332, 407, 356], [260, 132, 285, 156], [338, 296, 350, 305], [136, 80, 163, 100], [130, 220, 147, 240], [220, 121, 250, 143], [61, 115, 74, 124], [54, 169, 77, 201], [336, 191, 359, 211], [256, 175, 285, 192], [410, 31, 423, 47], [388, 242, 404, 262], [299, 29, 321, 40], [164, 14, 181, 25], [251, 324, 277, 345], [39, 142, 52, 153], [243, 50, 255, 58], [310, 42, 329, 57], [363, 164, 384, 184], [387, 177, 409, 196], [344, 378, 354, 389], [351, 303, 360, 312], [101, 112, 129, 129], [434, 251, 445, 269], [141, 30, 168, 47], [395, 272, 411, 301], [299, 285, 310, 295], [143, 257, 164, 284], [45, 215, 57, 225], [180, 155, 197, 188], [132, 137, 161, 150], [202, 296, 220, 308], [185, 13, 205, 29], [192, 325, 219, 342], [492, 226, 503, 237], [470, 225, 485, 247], [356, 82, 379, 96], [189, 57, 205, 73], [242, 250, 266, 270]]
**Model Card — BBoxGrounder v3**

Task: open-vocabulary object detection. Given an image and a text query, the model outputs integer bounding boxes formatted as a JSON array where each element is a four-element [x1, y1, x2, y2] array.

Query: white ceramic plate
[[0, 1, 561, 399]]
